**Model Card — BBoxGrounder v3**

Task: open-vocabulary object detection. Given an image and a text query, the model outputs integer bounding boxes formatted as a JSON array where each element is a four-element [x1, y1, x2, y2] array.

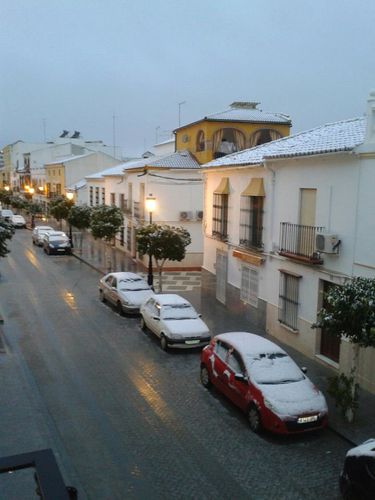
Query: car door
[[224, 350, 250, 411], [143, 299, 161, 336], [108, 277, 119, 305], [209, 340, 231, 393]]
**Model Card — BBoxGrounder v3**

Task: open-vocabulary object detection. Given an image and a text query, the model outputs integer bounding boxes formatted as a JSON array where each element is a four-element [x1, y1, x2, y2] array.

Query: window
[[240, 196, 264, 248], [89, 186, 93, 206], [56, 183, 61, 195], [101, 188, 105, 205], [212, 128, 245, 158], [196, 130, 205, 152], [249, 129, 282, 147], [95, 187, 100, 205], [212, 194, 228, 240], [241, 266, 259, 307], [278, 271, 301, 331], [212, 178, 229, 241], [119, 193, 125, 211], [214, 340, 229, 361], [110, 193, 116, 206], [227, 350, 243, 373]]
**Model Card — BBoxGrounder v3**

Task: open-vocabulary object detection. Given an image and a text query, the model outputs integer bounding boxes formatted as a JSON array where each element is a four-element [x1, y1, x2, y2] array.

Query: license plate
[[57, 249, 65, 252], [298, 415, 318, 424], [185, 339, 200, 345]]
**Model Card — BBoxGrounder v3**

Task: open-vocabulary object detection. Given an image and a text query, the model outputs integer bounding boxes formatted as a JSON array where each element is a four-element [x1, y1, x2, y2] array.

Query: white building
[[202, 92, 375, 394], [85, 150, 204, 270]]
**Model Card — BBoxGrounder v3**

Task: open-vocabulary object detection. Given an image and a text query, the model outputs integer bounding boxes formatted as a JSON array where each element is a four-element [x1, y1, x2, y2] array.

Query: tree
[[0, 220, 15, 258], [313, 277, 375, 421], [136, 224, 191, 292], [67, 205, 92, 251], [90, 205, 123, 242], [49, 196, 74, 229]]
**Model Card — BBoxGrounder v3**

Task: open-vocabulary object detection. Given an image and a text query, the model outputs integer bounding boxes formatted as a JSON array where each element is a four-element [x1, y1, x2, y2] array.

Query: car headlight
[[49, 244, 54, 248], [169, 333, 183, 340]]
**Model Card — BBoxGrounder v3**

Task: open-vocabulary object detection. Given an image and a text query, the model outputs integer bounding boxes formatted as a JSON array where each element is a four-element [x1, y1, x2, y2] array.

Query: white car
[[32, 226, 54, 246], [11, 214, 26, 228], [140, 294, 211, 350], [99, 272, 155, 315], [1, 209, 14, 221]]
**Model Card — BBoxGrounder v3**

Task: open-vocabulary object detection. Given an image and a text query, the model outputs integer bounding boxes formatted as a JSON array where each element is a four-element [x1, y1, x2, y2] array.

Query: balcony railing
[[279, 222, 324, 264]]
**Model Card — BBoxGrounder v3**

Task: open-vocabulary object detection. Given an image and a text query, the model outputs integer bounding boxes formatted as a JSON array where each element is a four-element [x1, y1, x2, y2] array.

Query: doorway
[[320, 280, 340, 362]]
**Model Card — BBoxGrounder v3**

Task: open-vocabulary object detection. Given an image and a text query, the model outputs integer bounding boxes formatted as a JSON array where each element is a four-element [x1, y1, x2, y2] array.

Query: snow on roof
[[216, 332, 286, 356], [45, 152, 95, 165], [205, 103, 291, 125], [66, 179, 87, 191], [110, 272, 145, 281], [146, 150, 200, 169], [203, 117, 366, 168]]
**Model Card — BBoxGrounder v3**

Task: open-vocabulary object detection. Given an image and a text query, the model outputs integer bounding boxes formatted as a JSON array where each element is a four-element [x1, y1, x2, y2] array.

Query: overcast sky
[[1, 0, 374, 157]]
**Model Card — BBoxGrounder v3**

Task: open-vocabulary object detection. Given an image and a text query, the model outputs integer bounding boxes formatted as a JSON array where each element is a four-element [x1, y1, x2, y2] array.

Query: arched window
[[196, 130, 205, 152], [249, 129, 282, 148], [212, 128, 245, 158]]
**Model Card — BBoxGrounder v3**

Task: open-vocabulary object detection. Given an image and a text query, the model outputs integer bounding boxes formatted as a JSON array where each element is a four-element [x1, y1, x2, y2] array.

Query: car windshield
[[119, 279, 149, 292], [245, 352, 304, 385], [50, 237, 68, 244], [161, 304, 198, 320]]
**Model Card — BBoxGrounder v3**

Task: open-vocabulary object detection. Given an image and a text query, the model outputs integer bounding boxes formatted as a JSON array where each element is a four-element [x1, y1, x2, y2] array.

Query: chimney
[[365, 90, 375, 144]]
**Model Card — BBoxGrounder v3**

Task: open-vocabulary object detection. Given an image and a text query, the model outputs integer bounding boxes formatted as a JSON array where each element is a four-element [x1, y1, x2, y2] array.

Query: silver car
[[140, 294, 211, 350], [99, 272, 155, 315], [32, 226, 54, 246]]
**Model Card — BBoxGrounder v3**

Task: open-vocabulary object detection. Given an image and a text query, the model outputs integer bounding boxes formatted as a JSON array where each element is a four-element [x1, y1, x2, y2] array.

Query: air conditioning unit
[[179, 211, 192, 221], [315, 233, 340, 254], [196, 210, 203, 221]]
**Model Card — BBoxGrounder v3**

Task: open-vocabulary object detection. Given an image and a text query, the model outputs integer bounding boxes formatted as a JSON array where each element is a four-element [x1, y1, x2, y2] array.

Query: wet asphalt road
[[0, 230, 350, 499]]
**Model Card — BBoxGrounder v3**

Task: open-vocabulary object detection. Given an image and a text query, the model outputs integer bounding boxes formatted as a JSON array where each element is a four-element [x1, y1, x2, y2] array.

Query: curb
[[71, 251, 104, 275]]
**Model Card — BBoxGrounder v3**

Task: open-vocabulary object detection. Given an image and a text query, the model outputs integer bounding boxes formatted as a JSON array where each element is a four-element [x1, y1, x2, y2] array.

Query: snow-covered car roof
[[34, 226, 53, 232], [346, 439, 375, 458], [12, 214, 25, 219], [153, 294, 191, 306], [216, 332, 286, 357]]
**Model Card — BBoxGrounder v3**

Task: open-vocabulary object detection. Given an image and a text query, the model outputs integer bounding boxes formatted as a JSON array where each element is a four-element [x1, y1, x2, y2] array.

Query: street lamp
[[145, 194, 156, 288], [66, 192, 74, 249], [28, 187, 35, 228]]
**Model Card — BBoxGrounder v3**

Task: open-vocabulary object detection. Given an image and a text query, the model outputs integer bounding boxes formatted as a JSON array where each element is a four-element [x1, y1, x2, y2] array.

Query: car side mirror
[[301, 366, 307, 374], [234, 373, 247, 383], [198, 314, 202, 318]]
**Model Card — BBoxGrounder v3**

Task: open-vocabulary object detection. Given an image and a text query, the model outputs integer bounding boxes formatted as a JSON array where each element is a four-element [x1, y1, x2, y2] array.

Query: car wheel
[[32, 239, 35, 245], [140, 316, 146, 330], [116, 301, 123, 316], [200, 365, 212, 388], [247, 404, 262, 433], [99, 290, 106, 303], [160, 334, 168, 351]]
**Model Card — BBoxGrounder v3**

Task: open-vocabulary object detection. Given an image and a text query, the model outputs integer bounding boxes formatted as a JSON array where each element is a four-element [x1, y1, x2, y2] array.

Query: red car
[[200, 332, 328, 434]]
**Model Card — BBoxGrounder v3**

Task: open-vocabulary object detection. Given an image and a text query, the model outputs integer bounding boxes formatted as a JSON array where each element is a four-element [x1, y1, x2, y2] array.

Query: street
[[0, 230, 350, 499]]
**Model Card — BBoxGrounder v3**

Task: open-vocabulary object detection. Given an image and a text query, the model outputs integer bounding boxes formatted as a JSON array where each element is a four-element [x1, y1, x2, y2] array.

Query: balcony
[[279, 222, 324, 264]]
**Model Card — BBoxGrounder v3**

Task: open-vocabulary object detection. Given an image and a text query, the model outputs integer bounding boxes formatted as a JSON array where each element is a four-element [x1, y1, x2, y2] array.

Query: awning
[[241, 177, 265, 197], [214, 177, 230, 195]]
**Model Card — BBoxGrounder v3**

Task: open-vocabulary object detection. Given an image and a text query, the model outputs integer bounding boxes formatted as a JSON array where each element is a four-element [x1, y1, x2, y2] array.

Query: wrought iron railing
[[279, 222, 324, 264]]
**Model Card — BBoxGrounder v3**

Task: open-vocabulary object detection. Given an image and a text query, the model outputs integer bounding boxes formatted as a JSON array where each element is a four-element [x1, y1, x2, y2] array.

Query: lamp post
[[28, 187, 35, 228], [66, 192, 74, 248], [145, 194, 156, 288]]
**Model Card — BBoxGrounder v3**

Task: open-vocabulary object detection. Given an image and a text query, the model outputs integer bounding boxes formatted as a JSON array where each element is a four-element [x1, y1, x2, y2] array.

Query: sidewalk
[[72, 230, 375, 447]]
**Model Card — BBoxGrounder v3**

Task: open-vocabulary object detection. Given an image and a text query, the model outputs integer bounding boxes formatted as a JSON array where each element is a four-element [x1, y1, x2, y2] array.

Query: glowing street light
[[145, 194, 156, 287]]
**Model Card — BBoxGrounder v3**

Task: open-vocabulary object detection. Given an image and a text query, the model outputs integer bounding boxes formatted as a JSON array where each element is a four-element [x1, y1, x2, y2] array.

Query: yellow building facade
[[174, 102, 291, 164]]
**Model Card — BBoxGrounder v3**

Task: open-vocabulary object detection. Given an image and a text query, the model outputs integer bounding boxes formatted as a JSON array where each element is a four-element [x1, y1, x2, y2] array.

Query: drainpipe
[[264, 161, 276, 253]]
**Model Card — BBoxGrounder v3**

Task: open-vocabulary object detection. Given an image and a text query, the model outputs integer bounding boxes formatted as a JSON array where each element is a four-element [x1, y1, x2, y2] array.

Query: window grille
[[95, 187, 99, 205], [89, 186, 93, 206], [212, 193, 228, 240], [240, 266, 259, 307], [239, 196, 263, 249], [278, 271, 300, 330], [101, 188, 105, 205]]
